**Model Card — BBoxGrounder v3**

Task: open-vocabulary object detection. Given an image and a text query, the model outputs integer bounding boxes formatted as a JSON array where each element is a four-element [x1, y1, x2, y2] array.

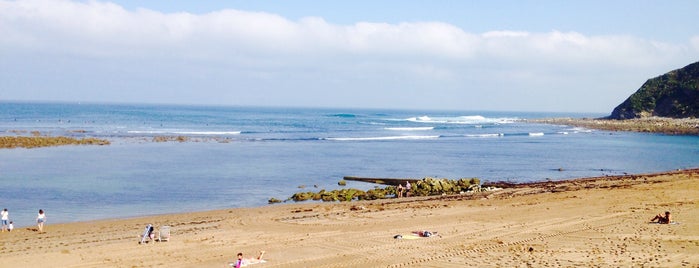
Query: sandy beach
[[0, 169, 696, 267]]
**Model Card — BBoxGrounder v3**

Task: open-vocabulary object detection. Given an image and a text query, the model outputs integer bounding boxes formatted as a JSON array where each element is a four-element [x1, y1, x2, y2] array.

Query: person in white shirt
[[405, 181, 412, 197], [37, 209, 46, 232], [1, 208, 8, 232]]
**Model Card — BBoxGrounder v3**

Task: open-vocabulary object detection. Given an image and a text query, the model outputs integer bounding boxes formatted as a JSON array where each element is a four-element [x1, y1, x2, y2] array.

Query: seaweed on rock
[[285, 177, 486, 203]]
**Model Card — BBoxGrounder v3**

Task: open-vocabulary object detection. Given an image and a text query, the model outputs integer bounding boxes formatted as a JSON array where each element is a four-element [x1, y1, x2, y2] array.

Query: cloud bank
[[1, 0, 697, 112]]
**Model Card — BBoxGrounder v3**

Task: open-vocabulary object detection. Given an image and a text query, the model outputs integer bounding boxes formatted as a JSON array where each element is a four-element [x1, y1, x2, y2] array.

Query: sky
[[1, 0, 698, 113]]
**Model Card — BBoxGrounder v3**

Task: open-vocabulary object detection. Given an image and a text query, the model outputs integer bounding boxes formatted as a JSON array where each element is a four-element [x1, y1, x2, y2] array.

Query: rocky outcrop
[[284, 177, 490, 203], [529, 117, 699, 135], [410, 177, 481, 196], [610, 61, 699, 119]]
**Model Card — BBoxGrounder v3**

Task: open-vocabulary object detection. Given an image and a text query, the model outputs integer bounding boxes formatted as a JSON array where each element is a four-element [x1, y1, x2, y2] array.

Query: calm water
[[1, 102, 697, 227]]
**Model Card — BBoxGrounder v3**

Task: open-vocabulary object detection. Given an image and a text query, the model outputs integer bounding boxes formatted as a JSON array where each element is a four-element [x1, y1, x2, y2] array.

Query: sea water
[[0, 102, 697, 227]]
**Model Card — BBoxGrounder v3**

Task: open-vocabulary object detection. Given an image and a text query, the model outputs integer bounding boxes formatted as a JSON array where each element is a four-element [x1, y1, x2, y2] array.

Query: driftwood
[[343, 176, 419, 186]]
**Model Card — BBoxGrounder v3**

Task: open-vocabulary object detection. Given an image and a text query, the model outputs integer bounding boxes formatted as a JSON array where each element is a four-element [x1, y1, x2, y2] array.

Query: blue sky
[[1, 0, 698, 113]]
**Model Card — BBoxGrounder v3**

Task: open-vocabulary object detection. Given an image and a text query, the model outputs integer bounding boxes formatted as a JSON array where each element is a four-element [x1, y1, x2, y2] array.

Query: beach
[[1, 169, 697, 267], [3, 1, 699, 267]]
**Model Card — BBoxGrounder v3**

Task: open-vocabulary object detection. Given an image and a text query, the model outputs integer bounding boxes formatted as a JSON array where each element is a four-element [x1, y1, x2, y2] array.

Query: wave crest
[[384, 127, 434, 131], [325, 135, 439, 141], [127, 130, 241, 135], [404, 115, 516, 124]]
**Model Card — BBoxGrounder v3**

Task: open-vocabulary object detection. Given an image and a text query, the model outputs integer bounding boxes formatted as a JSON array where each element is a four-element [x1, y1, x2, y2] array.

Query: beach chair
[[157, 225, 171, 242], [139, 224, 154, 244]]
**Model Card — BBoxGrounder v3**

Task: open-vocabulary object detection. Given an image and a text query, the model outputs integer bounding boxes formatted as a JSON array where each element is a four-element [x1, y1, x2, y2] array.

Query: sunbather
[[230, 251, 265, 268], [650, 211, 672, 224], [140, 224, 155, 244], [413, 230, 436, 237]]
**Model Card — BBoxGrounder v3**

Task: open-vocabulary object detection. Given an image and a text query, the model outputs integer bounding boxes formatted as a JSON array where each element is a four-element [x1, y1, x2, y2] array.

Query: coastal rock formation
[[286, 177, 486, 202], [411, 177, 481, 196], [0, 135, 110, 149], [609, 61, 699, 119]]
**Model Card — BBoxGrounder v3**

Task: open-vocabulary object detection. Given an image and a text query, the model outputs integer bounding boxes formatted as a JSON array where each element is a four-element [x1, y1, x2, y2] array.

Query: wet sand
[[1, 169, 698, 267]]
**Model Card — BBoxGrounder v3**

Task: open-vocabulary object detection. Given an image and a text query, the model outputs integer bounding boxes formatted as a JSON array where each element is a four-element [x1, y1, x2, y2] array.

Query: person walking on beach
[[405, 181, 411, 197], [1, 208, 8, 232], [8, 221, 13, 232], [396, 184, 404, 198], [37, 209, 46, 232]]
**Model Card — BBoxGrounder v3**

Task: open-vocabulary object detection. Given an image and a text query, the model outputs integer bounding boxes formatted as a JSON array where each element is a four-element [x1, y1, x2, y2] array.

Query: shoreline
[[529, 117, 699, 135], [2, 168, 698, 267]]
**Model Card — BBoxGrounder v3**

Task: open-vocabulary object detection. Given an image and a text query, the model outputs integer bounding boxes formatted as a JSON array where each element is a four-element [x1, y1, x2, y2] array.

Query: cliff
[[609, 61, 699, 119]]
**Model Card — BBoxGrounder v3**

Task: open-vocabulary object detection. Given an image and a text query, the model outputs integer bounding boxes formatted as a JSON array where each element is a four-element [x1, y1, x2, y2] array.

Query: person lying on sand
[[412, 230, 437, 237], [650, 211, 672, 224], [230, 251, 265, 268]]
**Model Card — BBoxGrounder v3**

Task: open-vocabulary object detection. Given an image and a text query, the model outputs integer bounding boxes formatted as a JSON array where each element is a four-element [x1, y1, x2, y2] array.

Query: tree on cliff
[[609, 61, 699, 119]]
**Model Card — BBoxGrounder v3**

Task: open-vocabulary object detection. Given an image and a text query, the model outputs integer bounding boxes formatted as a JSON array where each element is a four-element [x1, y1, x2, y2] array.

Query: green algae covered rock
[[286, 176, 487, 202]]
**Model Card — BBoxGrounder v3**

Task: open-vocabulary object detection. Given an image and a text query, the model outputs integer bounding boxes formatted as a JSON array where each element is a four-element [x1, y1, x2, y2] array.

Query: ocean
[[1, 102, 697, 227]]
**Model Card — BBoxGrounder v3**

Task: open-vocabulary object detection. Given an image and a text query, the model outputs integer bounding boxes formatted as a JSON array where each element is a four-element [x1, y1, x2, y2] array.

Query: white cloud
[[1, 0, 698, 112], [691, 36, 699, 51], [482, 31, 530, 38], [3, 0, 689, 65]]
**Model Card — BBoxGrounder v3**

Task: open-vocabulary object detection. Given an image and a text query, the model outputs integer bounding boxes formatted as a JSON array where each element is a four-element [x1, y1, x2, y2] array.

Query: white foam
[[325, 135, 439, 141], [567, 127, 593, 133], [528, 132, 545, 136], [127, 130, 241, 135], [127, 130, 168, 134], [173, 131, 241, 135], [464, 133, 504, 138], [404, 115, 517, 125], [384, 127, 434, 131]]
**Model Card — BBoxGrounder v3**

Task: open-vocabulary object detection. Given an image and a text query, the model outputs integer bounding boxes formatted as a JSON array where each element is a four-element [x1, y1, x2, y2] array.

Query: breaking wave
[[403, 115, 517, 124], [324, 135, 439, 141], [127, 130, 241, 135], [384, 127, 434, 131]]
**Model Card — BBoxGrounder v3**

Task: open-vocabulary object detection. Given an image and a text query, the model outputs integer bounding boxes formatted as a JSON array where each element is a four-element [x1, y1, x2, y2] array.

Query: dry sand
[[1, 169, 698, 267]]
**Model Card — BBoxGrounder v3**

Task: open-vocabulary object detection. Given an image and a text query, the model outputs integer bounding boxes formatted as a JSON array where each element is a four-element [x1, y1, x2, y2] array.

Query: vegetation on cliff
[[610, 61, 699, 119]]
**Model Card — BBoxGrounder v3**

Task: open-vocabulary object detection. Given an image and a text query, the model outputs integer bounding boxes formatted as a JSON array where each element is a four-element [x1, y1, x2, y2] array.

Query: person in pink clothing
[[230, 251, 265, 267]]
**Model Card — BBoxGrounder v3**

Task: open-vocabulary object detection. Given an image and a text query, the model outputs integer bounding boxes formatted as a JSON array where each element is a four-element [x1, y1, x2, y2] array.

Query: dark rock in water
[[609, 61, 699, 119]]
